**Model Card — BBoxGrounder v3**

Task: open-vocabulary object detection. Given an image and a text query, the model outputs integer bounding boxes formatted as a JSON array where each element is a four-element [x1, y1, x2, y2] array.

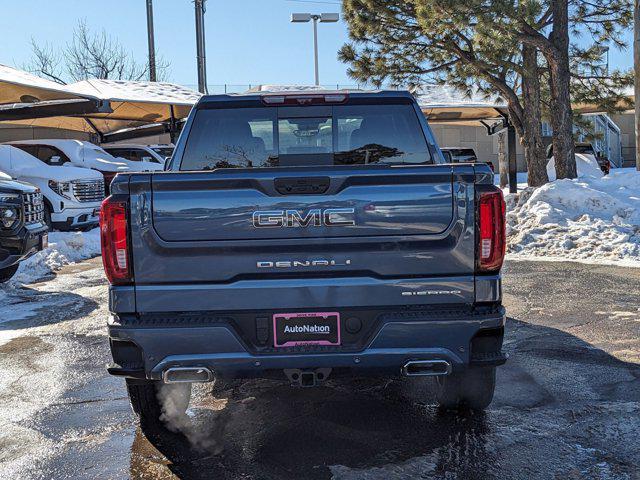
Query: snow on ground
[[547, 153, 604, 181], [0, 228, 101, 304], [506, 168, 640, 267]]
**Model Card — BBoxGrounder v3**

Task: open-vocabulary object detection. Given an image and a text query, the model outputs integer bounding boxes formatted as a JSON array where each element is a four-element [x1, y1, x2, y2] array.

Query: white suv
[[103, 144, 174, 167], [8, 140, 163, 194], [0, 145, 104, 231]]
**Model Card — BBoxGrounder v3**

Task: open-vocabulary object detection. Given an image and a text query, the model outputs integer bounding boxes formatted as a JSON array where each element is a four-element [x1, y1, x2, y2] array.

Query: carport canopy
[[0, 64, 109, 120], [416, 85, 508, 129], [0, 64, 201, 141]]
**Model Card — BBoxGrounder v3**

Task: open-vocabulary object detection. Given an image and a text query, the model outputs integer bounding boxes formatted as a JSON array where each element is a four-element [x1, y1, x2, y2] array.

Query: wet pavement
[[0, 258, 639, 479]]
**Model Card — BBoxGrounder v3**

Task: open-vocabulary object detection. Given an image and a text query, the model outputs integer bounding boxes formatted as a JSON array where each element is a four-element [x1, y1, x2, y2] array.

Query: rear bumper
[[107, 306, 506, 381]]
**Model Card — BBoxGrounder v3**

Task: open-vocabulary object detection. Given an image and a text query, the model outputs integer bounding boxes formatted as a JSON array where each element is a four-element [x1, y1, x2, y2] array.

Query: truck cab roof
[[195, 89, 416, 107]]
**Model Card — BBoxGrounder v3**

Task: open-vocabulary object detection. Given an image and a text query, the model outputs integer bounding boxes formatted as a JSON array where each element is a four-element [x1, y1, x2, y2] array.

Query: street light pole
[[195, 0, 208, 94], [291, 13, 339, 87], [146, 0, 156, 82], [312, 16, 319, 86]]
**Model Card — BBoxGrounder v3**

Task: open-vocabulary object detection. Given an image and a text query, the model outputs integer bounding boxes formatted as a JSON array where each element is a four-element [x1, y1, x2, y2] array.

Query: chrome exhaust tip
[[163, 367, 213, 383], [402, 360, 452, 377]]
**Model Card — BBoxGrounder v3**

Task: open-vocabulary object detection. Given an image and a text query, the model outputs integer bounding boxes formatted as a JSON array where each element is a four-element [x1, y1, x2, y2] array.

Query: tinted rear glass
[[179, 104, 431, 170]]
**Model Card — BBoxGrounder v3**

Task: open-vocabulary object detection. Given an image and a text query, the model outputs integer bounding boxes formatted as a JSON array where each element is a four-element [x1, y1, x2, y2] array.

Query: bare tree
[[26, 20, 170, 84], [27, 41, 66, 84]]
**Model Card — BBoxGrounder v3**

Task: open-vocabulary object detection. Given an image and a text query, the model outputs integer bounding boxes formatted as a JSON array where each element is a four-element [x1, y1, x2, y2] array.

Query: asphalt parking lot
[[0, 258, 639, 479]]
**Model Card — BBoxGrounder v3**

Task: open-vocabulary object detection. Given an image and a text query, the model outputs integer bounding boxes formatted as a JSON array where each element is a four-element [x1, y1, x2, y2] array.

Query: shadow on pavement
[[128, 317, 640, 480], [0, 286, 99, 331]]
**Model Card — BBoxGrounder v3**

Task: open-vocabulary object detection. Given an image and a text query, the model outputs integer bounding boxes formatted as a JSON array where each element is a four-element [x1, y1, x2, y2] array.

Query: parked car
[[8, 140, 162, 194], [0, 145, 104, 231], [546, 142, 610, 175], [103, 144, 174, 166], [440, 147, 494, 171], [0, 167, 48, 282], [102, 90, 507, 425]]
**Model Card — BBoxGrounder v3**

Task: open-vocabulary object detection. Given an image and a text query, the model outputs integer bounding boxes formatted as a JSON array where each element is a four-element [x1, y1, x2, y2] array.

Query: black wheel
[[435, 367, 496, 411], [126, 379, 191, 425], [43, 205, 53, 230], [0, 264, 19, 283]]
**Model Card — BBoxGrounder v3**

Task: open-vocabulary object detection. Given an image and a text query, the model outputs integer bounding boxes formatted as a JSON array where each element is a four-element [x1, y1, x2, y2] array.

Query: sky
[[0, 0, 352, 90], [0, 0, 634, 92]]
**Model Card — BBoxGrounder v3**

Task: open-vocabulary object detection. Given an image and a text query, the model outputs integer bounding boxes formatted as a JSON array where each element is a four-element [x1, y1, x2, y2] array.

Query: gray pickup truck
[[101, 90, 506, 424]]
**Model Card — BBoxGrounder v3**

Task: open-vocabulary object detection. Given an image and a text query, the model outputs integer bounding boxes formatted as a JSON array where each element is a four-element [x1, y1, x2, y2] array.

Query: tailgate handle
[[275, 177, 330, 195]]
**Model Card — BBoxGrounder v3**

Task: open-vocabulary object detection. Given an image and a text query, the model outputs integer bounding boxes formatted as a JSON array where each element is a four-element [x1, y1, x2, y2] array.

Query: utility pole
[[195, 0, 208, 94], [635, 0, 640, 170], [146, 0, 156, 82]]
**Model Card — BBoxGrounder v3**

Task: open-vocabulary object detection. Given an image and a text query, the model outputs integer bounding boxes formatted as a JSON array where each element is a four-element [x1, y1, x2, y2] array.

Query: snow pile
[[415, 84, 503, 108], [247, 84, 328, 93], [68, 78, 201, 105], [507, 169, 640, 266], [547, 153, 603, 181], [5, 229, 101, 286]]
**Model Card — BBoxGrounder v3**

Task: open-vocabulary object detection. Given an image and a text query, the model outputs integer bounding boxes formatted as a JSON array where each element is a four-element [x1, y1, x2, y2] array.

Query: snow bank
[[507, 169, 640, 266], [3, 229, 101, 287], [547, 153, 603, 181]]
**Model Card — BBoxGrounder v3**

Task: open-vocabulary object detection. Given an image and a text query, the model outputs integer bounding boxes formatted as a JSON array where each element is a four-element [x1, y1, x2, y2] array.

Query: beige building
[[430, 123, 526, 171], [432, 112, 634, 171], [609, 112, 635, 167]]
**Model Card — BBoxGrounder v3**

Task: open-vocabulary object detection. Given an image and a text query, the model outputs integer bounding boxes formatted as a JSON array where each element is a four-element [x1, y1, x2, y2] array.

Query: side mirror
[[50, 155, 61, 163]]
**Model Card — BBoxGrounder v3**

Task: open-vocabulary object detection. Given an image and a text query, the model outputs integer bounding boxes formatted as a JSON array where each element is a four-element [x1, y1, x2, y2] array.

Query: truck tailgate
[[128, 165, 477, 310]]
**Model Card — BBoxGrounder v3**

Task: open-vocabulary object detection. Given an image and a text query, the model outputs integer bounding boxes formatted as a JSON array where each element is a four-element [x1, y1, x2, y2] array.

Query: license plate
[[273, 312, 341, 348], [40, 233, 48, 250]]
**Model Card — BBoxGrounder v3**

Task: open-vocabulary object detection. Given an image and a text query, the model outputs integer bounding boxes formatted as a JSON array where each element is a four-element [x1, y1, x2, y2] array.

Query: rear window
[[179, 104, 432, 170]]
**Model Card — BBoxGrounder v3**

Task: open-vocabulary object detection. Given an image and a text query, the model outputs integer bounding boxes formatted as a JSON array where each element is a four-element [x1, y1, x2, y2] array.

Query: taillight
[[261, 93, 348, 105], [477, 189, 506, 273], [100, 197, 131, 284]]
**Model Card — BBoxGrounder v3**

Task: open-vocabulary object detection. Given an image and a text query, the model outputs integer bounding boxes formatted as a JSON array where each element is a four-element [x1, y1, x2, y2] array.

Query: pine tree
[[340, 0, 633, 184]]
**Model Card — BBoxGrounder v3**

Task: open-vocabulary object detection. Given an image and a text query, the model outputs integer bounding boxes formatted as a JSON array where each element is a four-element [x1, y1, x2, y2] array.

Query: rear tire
[[435, 367, 496, 411], [0, 264, 19, 283], [126, 379, 191, 426], [43, 205, 53, 230]]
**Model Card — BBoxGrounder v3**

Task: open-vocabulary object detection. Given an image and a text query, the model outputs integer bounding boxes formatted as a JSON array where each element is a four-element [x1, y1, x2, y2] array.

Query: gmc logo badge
[[252, 208, 355, 228]]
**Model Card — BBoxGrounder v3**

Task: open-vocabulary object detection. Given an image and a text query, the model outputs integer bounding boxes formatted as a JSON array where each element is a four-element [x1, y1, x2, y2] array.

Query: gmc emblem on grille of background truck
[[252, 208, 355, 228]]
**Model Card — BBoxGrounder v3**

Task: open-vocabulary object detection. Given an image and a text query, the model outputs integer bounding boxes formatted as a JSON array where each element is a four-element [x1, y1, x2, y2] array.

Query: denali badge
[[252, 208, 355, 228], [258, 259, 352, 268]]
